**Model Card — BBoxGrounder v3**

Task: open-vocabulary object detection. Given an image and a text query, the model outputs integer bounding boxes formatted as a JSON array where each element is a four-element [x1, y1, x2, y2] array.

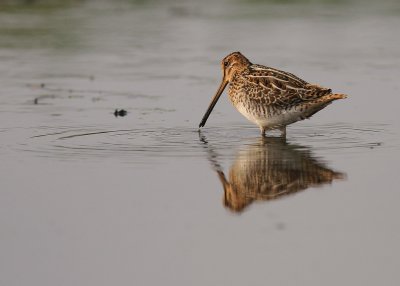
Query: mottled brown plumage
[[199, 52, 347, 136]]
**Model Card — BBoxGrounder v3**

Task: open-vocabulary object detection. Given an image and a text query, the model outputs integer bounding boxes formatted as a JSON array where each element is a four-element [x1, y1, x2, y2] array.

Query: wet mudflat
[[1, 1, 400, 285]]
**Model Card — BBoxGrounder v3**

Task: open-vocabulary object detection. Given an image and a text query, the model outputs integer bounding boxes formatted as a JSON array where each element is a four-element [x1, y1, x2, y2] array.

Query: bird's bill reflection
[[217, 170, 254, 213], [200, 134, 346, 213]]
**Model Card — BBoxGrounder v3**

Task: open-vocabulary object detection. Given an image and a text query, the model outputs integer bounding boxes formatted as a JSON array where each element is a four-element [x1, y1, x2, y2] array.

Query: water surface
[[1, 1, 400, 285]]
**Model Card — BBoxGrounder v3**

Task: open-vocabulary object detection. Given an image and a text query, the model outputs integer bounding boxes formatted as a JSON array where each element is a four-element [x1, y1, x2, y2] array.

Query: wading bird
[[199, 52, 347, 136]]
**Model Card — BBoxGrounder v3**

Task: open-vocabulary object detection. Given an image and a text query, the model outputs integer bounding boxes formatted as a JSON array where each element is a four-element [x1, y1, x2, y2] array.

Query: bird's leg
[[260, 126, 266, 137], [280, 127, 287, 138]]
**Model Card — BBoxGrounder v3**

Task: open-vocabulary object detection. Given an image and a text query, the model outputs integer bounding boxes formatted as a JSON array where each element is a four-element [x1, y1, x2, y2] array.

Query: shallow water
[[1, 1, 400, 285]]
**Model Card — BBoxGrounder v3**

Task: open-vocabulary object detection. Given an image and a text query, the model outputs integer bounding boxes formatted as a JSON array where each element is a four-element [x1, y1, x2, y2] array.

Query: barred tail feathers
[[328, 93, 347, 100]]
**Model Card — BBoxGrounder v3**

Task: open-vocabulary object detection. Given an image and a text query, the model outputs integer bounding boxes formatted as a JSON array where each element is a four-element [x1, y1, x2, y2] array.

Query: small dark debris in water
[[114, 109, 127, 117], [27, 83, 46, 89], [370, 142, 383, 149], [33, 94, 56, 104]]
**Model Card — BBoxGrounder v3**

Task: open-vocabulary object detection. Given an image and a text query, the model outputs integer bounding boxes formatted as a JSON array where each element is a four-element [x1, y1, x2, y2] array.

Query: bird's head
[[220, 51, 251, 82], [199, 52, 251, 128]]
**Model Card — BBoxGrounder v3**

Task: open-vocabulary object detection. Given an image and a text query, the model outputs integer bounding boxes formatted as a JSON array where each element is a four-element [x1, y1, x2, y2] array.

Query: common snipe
[[199, 52, 347, 136]]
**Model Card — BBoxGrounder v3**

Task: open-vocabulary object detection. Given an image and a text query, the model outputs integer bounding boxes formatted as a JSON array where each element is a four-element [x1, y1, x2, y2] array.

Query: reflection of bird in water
[[200, 134, 346, 213]]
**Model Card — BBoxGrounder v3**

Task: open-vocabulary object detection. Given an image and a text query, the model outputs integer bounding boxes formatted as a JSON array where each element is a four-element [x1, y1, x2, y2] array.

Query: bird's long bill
[[199, 79, 228, 128]]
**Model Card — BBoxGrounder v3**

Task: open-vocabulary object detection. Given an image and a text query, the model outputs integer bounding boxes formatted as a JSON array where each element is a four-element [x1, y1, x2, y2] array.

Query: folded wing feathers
[[246, 65, 334, 106]]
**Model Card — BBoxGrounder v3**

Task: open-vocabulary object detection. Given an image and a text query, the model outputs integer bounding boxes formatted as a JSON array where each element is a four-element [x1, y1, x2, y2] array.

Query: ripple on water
[[288, 122, 394, 154], [14, 122, 397, 164]]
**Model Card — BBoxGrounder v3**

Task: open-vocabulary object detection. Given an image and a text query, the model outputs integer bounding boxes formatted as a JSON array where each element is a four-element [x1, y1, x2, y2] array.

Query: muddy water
[[1, 1, 400, 285]]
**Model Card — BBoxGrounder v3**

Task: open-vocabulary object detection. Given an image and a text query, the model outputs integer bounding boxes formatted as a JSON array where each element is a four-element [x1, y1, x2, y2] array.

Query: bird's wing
[[243, 65, 332, 107]]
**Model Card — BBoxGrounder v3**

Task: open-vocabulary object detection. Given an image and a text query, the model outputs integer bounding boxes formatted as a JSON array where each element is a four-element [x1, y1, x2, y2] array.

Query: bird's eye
[[224, 61, 229, 67]]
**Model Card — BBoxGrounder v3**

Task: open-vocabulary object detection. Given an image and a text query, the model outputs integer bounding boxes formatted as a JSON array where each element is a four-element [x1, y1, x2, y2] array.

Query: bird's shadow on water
[[199, 130, 347, 213]]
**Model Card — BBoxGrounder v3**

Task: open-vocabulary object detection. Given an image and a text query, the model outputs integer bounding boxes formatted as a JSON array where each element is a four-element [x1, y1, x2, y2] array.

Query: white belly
[[235, 103, 304, 130]]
